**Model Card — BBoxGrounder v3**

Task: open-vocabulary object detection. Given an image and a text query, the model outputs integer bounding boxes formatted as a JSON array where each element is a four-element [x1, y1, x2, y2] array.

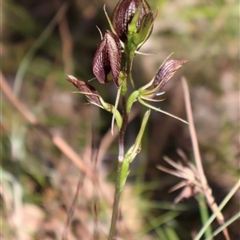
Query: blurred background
[[1, 0, 239, 239]]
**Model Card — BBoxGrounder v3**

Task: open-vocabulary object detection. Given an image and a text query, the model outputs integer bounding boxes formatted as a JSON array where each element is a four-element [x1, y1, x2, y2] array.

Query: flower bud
[[112, 0, 153, 47], [92, 30, 121, 87], [67, 75, 102, 106], [153, 59, 187, 93]]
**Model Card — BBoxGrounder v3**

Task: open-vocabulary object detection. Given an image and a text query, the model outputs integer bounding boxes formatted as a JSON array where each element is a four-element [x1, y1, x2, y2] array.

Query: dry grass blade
[[157, 155, 202, 203], [181, 76, 230, 240], [0, 72, 37, 125], [157, 77, 231, 239], [53, 0, 73, 75], [0, 72, 94, 179], [62, 176, 85, 240]]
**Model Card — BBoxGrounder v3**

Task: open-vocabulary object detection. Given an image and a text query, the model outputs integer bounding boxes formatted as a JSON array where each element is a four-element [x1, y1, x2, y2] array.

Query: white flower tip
[[67, 75, 76, 80]]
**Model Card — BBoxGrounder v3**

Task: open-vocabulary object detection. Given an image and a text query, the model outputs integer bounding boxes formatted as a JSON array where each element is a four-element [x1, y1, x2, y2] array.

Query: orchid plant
[[67, 0, 187, 239]]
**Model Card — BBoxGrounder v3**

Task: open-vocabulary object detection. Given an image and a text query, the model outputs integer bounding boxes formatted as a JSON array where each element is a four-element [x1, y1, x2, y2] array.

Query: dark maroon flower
[[92, 30, 121, 87], [67, 75, 102, 106], [112, 0, 153, 44], [153, 59, 187, 93]]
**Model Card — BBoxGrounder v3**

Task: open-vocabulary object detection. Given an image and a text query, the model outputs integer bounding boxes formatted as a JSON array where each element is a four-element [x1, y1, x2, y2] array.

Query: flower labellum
[[92, 30, 121, 87], [153, 59, 187, 93], [112, 0, 153, 47], [67, 75, 102, 106]]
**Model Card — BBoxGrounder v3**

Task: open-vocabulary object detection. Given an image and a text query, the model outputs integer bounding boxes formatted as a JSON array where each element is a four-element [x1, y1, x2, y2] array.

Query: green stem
[[108, 43, 135, 238], [108, 160, 123, 240], [108, 94, 129, 240], [108, 113, 128, 239], [197, 193, 212, 239]]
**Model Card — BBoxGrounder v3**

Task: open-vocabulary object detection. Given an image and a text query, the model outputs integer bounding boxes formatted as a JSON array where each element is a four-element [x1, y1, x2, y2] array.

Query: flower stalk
[[66, 0, 187, 239]]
